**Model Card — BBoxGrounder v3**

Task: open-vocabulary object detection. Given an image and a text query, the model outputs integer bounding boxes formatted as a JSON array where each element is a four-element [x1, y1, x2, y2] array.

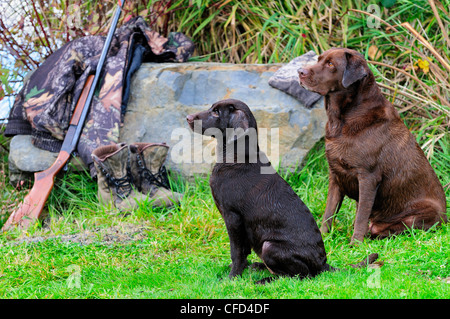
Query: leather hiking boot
[[91, 143, 147, 211], [129, 142, 183, 207]]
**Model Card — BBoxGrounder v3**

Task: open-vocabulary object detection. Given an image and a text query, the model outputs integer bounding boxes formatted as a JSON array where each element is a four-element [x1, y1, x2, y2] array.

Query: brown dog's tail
[[349, 253, 379, 268], [329, 253, 379, 272]]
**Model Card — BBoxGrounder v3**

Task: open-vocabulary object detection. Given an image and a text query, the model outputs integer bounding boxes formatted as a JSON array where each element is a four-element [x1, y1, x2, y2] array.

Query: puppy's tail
[[328, 253, 379, 272], [349, 253, 379, 268]]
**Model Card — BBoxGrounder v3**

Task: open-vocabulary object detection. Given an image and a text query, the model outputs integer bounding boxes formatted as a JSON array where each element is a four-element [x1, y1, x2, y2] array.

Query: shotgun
[[2, 0, 125, 231]]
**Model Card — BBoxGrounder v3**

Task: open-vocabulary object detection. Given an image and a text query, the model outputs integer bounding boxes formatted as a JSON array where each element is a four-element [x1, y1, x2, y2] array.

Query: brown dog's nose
[[298, 68, 310, 78], [186, 114, 195, 124]]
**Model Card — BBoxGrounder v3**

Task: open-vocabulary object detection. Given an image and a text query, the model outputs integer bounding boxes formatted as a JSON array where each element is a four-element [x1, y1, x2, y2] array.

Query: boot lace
[[136, 153, 170, 190], [98, 164, 133, 200]]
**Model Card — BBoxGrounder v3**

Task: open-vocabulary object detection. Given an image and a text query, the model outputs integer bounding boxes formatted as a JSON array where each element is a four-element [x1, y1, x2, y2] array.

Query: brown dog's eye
[[327, 61, 334, 67]]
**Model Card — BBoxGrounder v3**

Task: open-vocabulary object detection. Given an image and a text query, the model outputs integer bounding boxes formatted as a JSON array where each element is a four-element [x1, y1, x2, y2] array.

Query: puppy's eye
[[212, 109, 219, 116], [327, 61, 334, 67], [229, 105, 235, 112]]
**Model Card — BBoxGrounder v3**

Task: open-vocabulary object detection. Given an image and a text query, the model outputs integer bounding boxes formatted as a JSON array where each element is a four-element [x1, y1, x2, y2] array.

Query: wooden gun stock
[[2, 75, 94, 231]]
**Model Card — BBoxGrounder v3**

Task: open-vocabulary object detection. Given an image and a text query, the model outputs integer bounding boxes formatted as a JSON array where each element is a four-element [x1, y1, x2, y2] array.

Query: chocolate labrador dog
[[186, 99, 377, 283], [299, 48, 447, 245]]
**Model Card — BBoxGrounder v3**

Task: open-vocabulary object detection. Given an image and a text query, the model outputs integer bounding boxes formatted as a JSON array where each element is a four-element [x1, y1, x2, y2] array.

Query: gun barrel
[[68, 4, 124, 152]]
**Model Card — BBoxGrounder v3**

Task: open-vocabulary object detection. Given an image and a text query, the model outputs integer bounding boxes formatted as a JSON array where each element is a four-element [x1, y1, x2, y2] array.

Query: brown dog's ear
[[342, 52, 367, 88]]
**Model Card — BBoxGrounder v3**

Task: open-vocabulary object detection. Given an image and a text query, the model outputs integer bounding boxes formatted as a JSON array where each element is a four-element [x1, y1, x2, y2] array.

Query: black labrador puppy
[[187, 99, 376, 284]]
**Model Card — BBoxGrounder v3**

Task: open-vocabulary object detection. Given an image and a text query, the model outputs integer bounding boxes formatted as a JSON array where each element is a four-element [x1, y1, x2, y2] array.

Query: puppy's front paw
[[229, 267, 244, 279], [228, 272, 240, 280]]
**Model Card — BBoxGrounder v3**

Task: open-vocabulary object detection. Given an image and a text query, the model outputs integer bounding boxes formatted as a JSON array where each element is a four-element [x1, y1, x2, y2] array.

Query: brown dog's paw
[[320, 225, 330, 234], [349, 236, 364, 246]]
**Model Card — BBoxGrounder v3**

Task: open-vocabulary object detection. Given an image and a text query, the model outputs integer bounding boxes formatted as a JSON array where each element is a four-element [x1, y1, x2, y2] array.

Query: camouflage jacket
[[5, 16, 194, 177]]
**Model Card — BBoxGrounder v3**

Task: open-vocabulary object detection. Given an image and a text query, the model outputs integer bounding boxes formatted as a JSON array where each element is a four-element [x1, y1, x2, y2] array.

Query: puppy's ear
[[228, 108, 249, 132], [342, 52, 367, 88], [227, 108, 250, 144]]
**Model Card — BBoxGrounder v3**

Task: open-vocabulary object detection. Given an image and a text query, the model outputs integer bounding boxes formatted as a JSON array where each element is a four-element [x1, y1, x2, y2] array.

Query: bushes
[[1, 1, 449, 137]]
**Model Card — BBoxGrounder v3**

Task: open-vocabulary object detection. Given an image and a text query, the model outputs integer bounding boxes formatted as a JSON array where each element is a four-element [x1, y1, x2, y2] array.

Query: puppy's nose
[[186, 114, 195, 124], [298, 68, 310, 78]]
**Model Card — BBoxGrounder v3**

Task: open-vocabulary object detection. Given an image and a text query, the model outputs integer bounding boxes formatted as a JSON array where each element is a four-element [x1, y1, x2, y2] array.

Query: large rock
[[120, 62, 326, 177], [8, 62, 326, 182], [8, 135, 87, 185]]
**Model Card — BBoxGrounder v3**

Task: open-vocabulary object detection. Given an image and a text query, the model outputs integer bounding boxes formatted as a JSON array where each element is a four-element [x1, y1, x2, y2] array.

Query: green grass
[[0, 0, 449, 300], [0, 140, 448, 299]]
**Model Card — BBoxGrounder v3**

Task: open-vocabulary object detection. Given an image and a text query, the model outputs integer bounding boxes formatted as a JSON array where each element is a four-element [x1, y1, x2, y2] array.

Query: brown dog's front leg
[[321, 176, 344, 233], [351, 174, 379, 245]]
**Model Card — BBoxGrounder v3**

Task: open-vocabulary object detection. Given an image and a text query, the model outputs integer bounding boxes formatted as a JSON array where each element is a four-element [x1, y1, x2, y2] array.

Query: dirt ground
[[1, 224, 150, 246]]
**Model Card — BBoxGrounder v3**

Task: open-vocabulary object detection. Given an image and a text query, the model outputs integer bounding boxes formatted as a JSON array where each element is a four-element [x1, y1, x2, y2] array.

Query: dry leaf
[[368, 45, 382, 60]]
